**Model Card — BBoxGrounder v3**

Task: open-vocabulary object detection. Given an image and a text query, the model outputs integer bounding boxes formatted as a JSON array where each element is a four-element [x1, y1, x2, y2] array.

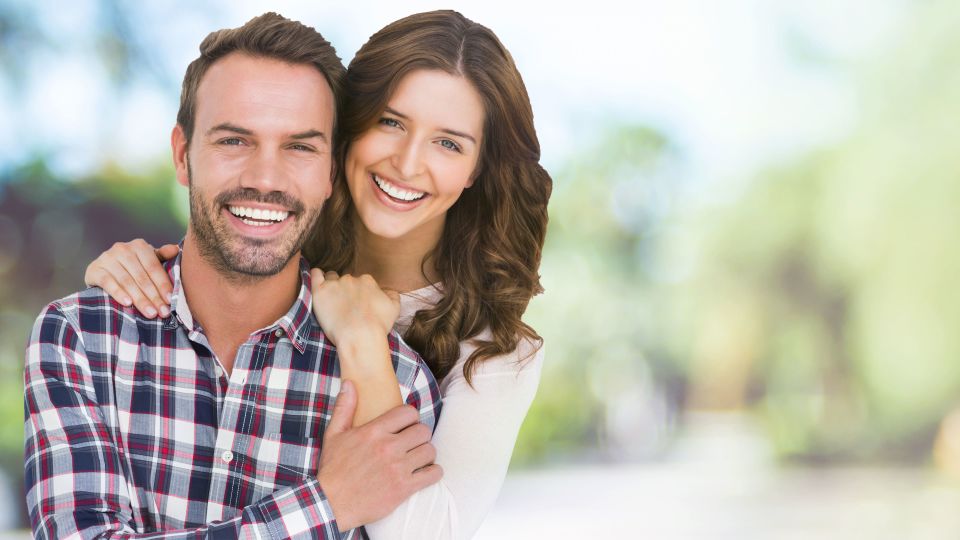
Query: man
[[24, 13, 440, 539]]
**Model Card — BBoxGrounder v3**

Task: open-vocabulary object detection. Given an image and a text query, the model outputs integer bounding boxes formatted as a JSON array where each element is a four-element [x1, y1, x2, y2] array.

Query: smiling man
[[24, 13, 440, 539]]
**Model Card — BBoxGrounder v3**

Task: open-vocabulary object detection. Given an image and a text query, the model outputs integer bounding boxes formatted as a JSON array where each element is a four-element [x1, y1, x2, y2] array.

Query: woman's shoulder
[[395, 283, 444, 333], [440, 329, 544, 394], [394, 282, 544, 390]]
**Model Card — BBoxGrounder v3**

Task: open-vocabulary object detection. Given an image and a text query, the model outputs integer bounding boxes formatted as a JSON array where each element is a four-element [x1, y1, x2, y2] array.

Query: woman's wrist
[[334, 323, 390, 350], [334, 331, 404, 425]]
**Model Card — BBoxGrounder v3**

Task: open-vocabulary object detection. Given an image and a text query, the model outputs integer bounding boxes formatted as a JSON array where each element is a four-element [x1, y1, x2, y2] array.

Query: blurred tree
[[514, 124, 688, 464], [670, 0, 960, 462]]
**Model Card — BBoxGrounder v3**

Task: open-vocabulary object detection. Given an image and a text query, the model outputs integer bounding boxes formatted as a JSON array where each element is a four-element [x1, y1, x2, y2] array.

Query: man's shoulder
[[34, 286, 141, 337], [387, 329, 427, 371], [387, 329, 438, 402], [298, 317, 434, 390]]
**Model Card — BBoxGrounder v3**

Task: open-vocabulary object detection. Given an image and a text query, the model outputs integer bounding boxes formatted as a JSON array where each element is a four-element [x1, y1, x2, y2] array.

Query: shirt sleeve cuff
[[254, 476, 345, 539]]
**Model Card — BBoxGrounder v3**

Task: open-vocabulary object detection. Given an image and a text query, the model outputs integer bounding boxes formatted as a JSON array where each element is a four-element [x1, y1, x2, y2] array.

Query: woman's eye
[[379, 117, 401, 128], [439, 139, 462, 153]]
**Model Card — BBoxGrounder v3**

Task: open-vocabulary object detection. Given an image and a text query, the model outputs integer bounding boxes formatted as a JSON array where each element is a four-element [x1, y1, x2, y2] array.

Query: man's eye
[[220, 138, 244, 146], [290, 144, 315, 152]]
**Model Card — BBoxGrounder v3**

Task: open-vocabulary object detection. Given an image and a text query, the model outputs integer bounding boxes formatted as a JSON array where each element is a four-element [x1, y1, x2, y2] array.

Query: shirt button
[[274, 329, 283, 338], [214, 365, 224, 378], [222, 450, 234, 463]]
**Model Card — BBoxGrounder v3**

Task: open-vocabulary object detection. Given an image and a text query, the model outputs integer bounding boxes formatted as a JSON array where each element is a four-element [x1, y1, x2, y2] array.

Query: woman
[[85, 9, 551, 539]]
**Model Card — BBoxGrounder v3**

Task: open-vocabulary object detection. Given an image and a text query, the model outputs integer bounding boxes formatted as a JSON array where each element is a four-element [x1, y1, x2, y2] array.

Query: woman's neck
[[350, 215, 442, 293]]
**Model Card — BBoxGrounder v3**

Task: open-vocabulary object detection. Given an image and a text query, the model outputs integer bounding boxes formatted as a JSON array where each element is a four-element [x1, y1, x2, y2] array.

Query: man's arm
[[314, 331, 444, 530], [24, 302, 345, 539]]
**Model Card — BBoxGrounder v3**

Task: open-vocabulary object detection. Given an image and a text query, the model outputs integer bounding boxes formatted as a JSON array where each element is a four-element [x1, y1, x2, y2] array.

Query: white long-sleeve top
[[363, 284, 544, 540]]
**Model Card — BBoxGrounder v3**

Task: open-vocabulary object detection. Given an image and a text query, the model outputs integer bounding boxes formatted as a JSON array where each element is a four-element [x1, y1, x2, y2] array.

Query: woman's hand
[[310, 269, 404, 425], [84, 239, 179, 318], [309, 269, 400, 345]]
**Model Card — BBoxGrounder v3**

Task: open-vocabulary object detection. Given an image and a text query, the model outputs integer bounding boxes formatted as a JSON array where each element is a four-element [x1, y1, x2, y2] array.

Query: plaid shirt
[[24, 253, 441, 539]]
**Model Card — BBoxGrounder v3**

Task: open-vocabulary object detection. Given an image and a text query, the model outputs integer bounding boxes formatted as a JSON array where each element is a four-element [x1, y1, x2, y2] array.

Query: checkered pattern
[[24, 253, 441, 539]]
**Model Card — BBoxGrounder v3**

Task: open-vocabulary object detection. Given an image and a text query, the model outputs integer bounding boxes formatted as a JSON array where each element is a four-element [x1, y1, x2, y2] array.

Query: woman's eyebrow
[[384, 106, 477, 144]]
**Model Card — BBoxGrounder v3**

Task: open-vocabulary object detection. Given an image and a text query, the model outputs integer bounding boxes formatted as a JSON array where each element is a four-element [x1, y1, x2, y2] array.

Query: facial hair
[[187, 160, 322, 281]]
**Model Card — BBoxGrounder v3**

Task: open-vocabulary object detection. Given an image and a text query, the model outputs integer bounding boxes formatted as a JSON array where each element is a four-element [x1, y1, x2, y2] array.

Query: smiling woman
[[346, 69, 485, 255]]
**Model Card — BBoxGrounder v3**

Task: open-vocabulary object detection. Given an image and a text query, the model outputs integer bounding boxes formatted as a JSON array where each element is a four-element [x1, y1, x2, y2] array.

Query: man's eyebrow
[[206, 123, 252, 136], [291, 129, 327, 143], [384, 106, 477, 145]]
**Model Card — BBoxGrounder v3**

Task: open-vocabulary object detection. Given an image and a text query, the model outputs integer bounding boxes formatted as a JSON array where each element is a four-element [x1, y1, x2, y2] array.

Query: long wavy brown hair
[[304, 10, 552, 383]]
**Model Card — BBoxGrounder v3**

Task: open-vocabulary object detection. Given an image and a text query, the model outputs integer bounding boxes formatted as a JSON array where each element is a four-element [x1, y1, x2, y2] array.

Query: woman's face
[[344, 69, 485, 247]]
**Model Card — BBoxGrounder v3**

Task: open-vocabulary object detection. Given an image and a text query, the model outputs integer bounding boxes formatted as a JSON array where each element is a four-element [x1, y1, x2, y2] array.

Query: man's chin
[[223, 250, 297, 277], [200, 240, 301, 280]]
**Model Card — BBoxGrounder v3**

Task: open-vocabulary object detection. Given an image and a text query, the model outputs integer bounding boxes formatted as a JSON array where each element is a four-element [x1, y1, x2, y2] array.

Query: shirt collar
[[165, 246, 314, 354]]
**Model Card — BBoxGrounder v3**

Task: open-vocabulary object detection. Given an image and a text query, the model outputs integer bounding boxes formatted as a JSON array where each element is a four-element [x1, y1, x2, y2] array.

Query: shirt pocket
[[256, 431, 321, 488]]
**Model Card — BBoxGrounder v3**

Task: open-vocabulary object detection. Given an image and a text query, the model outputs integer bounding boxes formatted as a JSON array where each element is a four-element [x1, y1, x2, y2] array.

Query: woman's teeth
[[228, 206, 289, 226], [373, 174, 426, 202]]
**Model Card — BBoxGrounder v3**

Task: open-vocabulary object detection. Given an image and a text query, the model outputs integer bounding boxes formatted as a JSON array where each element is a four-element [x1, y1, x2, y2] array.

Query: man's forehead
[[193, 53, 334, 134]]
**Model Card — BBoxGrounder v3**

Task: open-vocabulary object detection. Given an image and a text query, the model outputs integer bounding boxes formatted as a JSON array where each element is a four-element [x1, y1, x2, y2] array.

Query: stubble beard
[[187, 161, 322, 283]]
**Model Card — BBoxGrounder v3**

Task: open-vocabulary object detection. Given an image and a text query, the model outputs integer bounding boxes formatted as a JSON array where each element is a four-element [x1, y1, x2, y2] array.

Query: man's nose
[[240, 148, 288, 193]]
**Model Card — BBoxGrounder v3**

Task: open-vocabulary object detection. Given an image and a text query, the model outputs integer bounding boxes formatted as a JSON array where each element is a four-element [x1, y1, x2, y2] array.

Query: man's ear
[[172, 124, 190, 187]]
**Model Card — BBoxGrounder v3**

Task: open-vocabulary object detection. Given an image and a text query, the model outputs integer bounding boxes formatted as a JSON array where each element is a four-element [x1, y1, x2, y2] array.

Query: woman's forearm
[[336, 327, 403, 425]]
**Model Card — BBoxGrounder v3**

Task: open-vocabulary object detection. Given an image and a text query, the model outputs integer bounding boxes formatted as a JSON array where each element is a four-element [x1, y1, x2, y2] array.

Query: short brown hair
[[176, 12, 345, 145]]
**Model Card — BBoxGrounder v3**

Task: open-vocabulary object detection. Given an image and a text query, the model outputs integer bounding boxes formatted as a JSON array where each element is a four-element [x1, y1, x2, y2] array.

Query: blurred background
[[2, 0, 959, 537]]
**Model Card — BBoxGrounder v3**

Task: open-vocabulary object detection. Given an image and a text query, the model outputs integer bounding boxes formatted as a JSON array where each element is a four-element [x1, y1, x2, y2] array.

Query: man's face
[[172, 52, 335, 278]]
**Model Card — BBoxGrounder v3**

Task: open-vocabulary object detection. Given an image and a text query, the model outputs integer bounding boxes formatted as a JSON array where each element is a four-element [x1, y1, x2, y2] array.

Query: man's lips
[[227, 204, 291, 225], [220, 204, 296, 237]]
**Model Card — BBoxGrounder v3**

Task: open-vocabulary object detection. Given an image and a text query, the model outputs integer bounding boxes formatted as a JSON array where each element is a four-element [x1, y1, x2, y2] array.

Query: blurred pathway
[[476, 412, 960, 539]]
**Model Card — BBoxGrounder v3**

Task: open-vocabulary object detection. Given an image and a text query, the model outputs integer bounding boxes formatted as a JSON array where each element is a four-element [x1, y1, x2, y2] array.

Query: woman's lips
[[370, 173, 429, 211]]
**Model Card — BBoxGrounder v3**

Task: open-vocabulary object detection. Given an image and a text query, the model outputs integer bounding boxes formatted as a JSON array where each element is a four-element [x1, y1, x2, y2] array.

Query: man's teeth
[[373, 174, 426, 202], [228, 206, 290, 226]]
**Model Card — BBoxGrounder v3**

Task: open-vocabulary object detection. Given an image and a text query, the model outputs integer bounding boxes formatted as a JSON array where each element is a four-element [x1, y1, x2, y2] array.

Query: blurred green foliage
[[640, 0, 960, 462]]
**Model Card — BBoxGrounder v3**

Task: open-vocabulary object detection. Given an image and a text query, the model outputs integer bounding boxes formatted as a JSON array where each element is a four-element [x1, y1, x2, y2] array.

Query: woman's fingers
[[133, 243, 174, 307], [114, 263, 162, 318], [310, 268, 327, 288], [84, 240, 177, 318], [86, 268, 133, 307], [155, 243, 180, 262], [117, 243, 167, 317]]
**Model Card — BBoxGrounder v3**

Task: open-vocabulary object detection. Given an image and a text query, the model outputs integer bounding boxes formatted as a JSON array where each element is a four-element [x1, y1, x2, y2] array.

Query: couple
[[25, 10, 550, 540]]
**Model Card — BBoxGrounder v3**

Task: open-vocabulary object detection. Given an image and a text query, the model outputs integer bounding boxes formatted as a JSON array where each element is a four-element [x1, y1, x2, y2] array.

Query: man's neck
[[179, 234, 301, 372]]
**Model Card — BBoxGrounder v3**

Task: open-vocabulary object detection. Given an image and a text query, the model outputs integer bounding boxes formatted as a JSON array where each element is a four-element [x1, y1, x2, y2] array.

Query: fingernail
[[166, 292, 173, 303], [340, 380, 353, 395], [159, 306, 170, 318], [145, 307, 158, 318], [122, 297, 133, 307]]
